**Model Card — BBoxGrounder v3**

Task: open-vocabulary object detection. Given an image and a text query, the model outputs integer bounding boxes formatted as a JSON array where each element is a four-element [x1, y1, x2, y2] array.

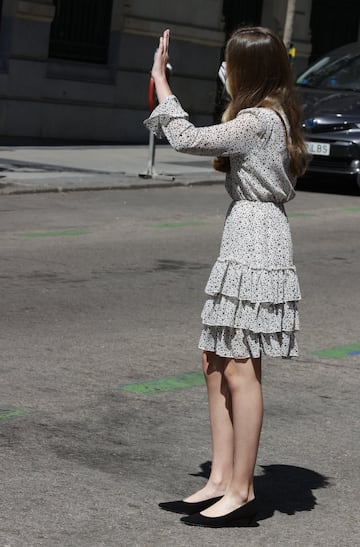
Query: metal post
[[283, 0, 297, 49], [139, 129, 157, 179], [139, 64, 174, 180]]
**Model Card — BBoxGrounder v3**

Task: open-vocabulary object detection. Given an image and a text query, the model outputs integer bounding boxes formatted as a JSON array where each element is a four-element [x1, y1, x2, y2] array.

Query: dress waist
[[230, 199, 286, 211]]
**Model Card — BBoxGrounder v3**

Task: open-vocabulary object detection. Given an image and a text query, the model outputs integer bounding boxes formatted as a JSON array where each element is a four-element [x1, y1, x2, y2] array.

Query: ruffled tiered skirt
[[198, 200, 301, 359]]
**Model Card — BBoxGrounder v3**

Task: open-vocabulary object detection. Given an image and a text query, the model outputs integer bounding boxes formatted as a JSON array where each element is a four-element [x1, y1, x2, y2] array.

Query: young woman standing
[[144, 27, 307, 528]]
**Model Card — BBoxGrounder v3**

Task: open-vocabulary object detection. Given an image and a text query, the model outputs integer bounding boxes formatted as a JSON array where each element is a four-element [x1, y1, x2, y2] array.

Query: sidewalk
[[0, 144, 223, 194]]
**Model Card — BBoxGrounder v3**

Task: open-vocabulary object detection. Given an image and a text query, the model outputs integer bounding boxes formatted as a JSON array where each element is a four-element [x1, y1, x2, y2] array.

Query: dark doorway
[[214, 0, 264, 121], [310, 0, 360, 63], [223, 0, 264, 39], [49, 0, 114, 64]]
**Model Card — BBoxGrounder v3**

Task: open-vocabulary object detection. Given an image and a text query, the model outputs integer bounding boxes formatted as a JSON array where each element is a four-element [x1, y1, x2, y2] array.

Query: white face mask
[[218, 61, 231, 95], [218, 61, 227, 85]]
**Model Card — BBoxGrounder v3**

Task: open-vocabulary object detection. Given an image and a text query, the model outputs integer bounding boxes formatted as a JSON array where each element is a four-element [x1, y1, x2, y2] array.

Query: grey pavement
[[0, 144, 223, 194], [0, 186, 360, 546]]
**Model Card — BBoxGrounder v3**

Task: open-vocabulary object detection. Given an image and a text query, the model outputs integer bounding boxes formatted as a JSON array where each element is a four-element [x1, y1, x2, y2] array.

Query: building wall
[[0, 0, 224, 143]]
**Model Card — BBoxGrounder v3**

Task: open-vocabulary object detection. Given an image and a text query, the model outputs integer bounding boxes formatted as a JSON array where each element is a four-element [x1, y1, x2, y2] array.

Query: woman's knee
[[223, 358, 245, 386], [223, 357, 261, 388]]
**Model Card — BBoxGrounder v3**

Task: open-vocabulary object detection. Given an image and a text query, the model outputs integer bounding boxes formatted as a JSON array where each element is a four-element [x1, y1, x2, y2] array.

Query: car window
[[297, 54, 360, 91], [297, 57, 331, 85]]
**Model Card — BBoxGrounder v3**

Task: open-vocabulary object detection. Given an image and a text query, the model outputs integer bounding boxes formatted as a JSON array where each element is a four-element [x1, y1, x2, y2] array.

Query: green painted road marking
[[18, 229, 89, 238], [0, 408, 26, 421], [343, 207, 360, 212], [313, 341, 360, 359], [150, 221, 208, 228], [117, 371, 205, 395]]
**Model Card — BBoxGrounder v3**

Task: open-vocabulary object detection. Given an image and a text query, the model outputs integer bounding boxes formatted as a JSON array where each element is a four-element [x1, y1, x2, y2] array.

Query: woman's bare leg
[[201, 356, 263, 516], [184, 351, 234, 502]]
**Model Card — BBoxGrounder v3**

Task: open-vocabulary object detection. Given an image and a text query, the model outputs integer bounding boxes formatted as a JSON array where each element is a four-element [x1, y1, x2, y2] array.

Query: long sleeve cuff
[[143, 95, 189, 138]]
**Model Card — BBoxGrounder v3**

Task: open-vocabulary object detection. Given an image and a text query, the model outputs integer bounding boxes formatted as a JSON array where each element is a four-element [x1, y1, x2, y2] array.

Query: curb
[[0, 173, 224, 195]]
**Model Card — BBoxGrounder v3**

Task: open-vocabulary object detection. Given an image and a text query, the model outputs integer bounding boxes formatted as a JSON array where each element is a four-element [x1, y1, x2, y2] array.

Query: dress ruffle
[[205, 259, 301, 303], [199, 325, 298, 359], [143, 95, 189, 139], [201, 297, 299, 333], [199, 258, 300, 358]]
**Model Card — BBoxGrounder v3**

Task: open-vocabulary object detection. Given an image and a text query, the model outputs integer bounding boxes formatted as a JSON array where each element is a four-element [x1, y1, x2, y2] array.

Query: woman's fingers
[[158, 30, 170, 56], [163, 29, 170, 53]]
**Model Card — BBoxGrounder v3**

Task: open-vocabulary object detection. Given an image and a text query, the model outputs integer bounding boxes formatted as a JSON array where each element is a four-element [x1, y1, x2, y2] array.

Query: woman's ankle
[[183, 481, 228, 503], [223, 482, 255, 505], [207, 475, 232, 492]]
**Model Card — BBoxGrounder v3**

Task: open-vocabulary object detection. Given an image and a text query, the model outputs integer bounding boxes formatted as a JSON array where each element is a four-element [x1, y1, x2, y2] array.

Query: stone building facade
[[0, 0, 359, 143]]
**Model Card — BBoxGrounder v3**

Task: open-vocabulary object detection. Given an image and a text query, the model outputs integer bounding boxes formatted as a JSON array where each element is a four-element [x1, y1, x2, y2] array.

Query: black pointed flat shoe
[[158, 496, 223, 515], [180, 498, 258, 528]]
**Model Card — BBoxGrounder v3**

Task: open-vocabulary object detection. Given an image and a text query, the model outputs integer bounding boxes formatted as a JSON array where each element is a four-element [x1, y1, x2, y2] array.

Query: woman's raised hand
[[151, 29, 170, 82]]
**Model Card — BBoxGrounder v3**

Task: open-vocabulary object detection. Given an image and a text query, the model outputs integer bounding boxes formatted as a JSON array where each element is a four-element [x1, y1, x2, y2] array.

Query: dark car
[[296, 42, 360, 189]]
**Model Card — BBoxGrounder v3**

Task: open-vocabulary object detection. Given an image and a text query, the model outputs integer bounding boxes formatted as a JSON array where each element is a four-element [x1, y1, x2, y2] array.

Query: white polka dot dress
[[144, 95, 301, 359]]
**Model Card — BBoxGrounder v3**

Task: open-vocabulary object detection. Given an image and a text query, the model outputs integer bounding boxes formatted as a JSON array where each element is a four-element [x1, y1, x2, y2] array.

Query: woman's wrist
[[153, 77, 172, 103], [152, 74, 167, 85]]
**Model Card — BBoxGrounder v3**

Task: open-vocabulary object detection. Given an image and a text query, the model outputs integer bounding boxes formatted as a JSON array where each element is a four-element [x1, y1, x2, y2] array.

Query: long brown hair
[[214, 27, 308, 176]]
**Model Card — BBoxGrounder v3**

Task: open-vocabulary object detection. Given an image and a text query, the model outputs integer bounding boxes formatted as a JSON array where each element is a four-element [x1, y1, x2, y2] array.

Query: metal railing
[[48, 0, 113, 64]]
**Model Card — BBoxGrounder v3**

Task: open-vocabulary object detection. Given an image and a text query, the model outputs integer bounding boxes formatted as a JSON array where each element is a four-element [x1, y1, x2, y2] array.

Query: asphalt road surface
[[0, 183, 359, 546]]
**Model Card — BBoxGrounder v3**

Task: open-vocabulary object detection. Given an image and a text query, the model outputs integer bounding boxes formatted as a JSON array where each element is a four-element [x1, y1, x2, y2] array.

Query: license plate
[[306, 141, 330, 156]]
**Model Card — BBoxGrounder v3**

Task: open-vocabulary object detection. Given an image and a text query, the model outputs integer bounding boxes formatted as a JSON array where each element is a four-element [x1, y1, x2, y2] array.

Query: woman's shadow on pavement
[[190, 461, 330, 521]]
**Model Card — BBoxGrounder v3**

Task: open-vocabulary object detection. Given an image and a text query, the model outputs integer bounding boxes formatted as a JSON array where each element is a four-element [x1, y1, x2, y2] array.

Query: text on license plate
[[306, 141, 330, 156]]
